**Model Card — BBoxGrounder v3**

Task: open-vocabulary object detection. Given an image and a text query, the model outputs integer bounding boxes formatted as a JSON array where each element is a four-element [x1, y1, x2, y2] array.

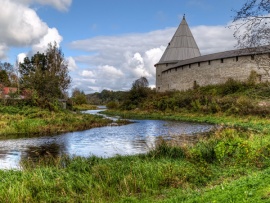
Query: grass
[[0, 105, 111, 139], [1, 81, 270, 202], [103, 110, 270, 133], [0, 127, 270, 202], [72, 104, 98, 111]]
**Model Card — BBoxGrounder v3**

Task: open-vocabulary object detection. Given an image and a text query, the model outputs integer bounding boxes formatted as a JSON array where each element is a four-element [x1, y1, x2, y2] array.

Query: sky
[[1, 0, 245, 94]]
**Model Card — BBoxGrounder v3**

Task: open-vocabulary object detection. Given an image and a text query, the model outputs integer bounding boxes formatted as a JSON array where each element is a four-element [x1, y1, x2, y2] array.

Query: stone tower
[[155, 15, 201, 91]]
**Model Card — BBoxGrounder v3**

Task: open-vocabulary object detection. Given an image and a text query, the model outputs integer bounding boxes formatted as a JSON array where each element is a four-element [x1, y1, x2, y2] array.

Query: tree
[[131, 76, 149, 89], [121, 77, 150, 110], [0, 62, 16, 87], [71, 88, 87, 105], [0, 70, 11, 86], [233, 0, 270, 48], [233, 0, 270, 79], [19, 42, 71, 106]]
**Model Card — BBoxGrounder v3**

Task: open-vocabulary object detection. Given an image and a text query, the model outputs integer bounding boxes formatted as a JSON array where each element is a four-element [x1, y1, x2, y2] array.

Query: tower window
[[221, 59, 224, 63], [198, 62, 200, 67], [189, 64, 191, 68], [236, 56, 238, 61], [251, 55, 255, 60], [208, 60, 211, 65]]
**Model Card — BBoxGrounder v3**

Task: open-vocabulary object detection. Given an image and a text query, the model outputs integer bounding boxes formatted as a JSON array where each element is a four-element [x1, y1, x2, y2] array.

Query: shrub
[[106, 101, 119, 109]]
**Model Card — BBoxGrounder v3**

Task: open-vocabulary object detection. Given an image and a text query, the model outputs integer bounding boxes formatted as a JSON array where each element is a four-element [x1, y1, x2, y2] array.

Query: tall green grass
[[1, 127, 270, 202], [0, 105, 112, 139], [119, 79, 270, 117]]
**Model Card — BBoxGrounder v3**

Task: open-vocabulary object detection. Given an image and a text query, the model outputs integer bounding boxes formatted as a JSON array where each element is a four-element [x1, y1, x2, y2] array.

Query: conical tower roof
[[159, 15, 201, 63]]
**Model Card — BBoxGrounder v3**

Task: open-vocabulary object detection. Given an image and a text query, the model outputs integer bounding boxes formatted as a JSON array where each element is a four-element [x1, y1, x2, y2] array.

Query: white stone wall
[[156, 55, 269, 92]]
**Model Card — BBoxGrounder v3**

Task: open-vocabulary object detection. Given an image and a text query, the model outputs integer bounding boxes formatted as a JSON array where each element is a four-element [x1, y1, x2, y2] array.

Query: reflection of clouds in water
[[0, 117, 213, 170], [0, 150, 21, 170]]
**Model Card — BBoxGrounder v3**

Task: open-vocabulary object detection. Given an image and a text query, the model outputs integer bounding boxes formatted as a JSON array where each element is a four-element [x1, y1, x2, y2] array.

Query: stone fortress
[[155, 15, 270, 92]]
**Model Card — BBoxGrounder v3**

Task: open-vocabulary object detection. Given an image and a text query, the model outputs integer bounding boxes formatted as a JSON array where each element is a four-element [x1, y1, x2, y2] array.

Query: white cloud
[[70, 29, 176, 92], [67, 56, 78, 71], [192, 25, 236, 54], [32, 28, 63, 53], [70, 23, 236, 93], [35, 0, 72, 11], [0, 0, 64, 60], [11, 0, 72, 11], [97, 65, 124, 78], [0, 0, 48, 47], [17, 53, 27, 63], [0, 44, 8, 59], [81, 70, 94, 77]]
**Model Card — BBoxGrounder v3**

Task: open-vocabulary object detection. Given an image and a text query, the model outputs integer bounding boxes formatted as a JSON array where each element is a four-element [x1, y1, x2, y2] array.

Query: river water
[[0, 109, 213, 170]]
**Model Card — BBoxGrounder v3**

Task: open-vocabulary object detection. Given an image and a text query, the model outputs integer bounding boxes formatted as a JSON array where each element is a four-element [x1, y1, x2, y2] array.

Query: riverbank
[[1, 103, 270, 201], [1, 125, 270, 202], [0, 105, 112, 139], [103, 109, 270, 132]]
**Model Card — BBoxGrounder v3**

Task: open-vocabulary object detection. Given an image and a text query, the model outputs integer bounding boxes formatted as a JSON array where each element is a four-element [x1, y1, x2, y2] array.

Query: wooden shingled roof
[[157, 15, 201, 65]]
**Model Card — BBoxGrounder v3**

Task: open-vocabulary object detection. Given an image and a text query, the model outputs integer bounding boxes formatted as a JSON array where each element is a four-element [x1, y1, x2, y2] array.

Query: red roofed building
[[0, 85, 31, 99]]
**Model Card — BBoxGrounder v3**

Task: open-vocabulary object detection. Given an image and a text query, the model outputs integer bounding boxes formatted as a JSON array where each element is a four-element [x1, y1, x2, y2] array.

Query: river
[[0, 109, 213, 170]]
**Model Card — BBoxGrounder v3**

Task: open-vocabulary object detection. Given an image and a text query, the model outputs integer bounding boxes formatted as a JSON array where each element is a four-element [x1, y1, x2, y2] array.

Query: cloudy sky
[[1, 0, 244, 93]]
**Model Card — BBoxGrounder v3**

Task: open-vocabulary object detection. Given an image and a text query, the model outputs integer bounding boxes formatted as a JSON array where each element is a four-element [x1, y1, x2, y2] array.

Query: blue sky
[[1, 0, 245, 93]]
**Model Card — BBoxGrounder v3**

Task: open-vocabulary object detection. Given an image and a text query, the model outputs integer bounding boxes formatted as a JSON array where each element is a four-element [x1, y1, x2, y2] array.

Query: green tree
[[121, 77, 150, 110], [0, 70, 11, 86], [19, 42, 71, 107], [71, 88, 87, 105], [0, 62, 15, 87], [129, 77, 149, 103]]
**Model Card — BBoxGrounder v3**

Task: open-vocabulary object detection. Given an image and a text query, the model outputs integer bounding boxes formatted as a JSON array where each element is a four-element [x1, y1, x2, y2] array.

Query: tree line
[[0, 42, 71, 110]]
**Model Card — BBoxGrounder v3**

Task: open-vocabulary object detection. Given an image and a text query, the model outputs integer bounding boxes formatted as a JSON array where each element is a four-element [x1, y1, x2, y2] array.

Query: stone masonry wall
[[156, 55, 269, 92]]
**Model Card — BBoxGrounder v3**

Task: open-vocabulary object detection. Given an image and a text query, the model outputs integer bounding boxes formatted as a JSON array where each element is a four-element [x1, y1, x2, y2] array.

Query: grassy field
[[0, 105, 111, 139], [1, 108, 270, 202], [0, 125, 270, 202], [1, 80, 270, 202], [103, 109, 270, 132]]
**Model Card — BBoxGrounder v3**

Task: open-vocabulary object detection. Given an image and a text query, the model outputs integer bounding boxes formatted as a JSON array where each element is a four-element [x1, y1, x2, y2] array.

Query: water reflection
[[0, 110, 213, 170], [23, 143, 62, 161]]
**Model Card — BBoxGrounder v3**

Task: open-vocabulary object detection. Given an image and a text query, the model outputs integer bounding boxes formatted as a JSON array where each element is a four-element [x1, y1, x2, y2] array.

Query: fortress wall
[[156, 55, 268, 92]]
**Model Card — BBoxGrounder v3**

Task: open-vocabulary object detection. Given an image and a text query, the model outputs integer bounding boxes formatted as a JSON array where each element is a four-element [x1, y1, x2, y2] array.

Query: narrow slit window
[[208, 60, 211, 65], [251, 55, 255, 60], [198, 62, 200, 67], [236, 56, 238, 61], [221, 59, 224, 63]]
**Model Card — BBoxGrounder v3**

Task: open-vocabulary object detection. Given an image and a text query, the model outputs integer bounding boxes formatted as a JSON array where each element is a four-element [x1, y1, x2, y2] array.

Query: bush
[[106, 101, 119, 109]]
